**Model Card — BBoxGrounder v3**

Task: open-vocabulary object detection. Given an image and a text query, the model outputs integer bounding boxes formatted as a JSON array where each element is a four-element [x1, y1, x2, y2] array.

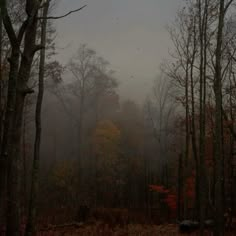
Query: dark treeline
[[0, 0, 236, 236]]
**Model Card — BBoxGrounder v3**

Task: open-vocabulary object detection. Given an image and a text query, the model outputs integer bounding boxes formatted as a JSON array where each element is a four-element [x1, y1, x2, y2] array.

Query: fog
[[54, 0, 182, 103]]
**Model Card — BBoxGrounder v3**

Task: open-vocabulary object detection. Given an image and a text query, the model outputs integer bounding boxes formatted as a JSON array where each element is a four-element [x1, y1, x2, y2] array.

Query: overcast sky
[[54, 0, 182, 103]]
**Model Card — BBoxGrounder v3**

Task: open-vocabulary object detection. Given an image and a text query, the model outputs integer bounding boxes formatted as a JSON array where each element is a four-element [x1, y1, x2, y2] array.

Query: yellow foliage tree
[[92, 120, 122, 206], [48, 160, 78, 208]]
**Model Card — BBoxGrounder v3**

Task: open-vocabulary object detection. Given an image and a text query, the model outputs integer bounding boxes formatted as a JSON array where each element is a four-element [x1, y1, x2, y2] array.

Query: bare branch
[[224, 0, 235, 14], [38, 5, 87, 20], [0, 0, 17, 46], [17, 19, 28, 43], [31, 44, 45, 55]]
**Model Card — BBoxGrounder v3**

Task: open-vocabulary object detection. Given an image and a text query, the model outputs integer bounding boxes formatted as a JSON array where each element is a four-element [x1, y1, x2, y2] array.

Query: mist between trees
[[0, 1, 236, 236]]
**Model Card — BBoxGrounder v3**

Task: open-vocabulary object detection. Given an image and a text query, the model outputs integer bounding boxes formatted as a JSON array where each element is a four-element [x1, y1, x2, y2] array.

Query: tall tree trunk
[[0, 10, 5, 229], [0, 10, 3, 151], [0, 9, 22, 236], [5, 2, 40, 234], [228, 78, 234, 228], [214, 0, 225, 235], [190, 34, 199, 220], [22, 104, 28, 219], [25, 2, 49, 235], [184, 48, 190, 220], [0, 41, 21, 236], [198, 0, 208, 232]]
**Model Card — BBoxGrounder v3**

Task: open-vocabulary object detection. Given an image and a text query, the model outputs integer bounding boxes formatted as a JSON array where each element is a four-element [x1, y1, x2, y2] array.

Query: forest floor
[[37, 222, 236, 236]]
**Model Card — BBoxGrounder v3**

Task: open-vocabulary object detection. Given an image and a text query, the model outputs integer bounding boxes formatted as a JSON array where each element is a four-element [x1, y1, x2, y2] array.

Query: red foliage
[[163, 194, 177, 210], [149, 185, 170, 194], [149, 184, 177, 217]]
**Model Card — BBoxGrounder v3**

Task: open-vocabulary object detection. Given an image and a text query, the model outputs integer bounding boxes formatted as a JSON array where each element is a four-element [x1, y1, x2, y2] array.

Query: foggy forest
[[1, 0, 236, 235]]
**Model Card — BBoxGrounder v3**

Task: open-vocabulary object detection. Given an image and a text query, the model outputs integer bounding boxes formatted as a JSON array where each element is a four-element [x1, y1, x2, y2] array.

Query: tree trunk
[[0, 11, 3, 151], [190, 20, 199, 219], [4, 2, 40, 234], [178, 153, 183, 221], [183, 32, 190, 219], [0, 45, 21, 236], [0, 11, 5, 228], [214, 0, 225, 235], [25, 2, 49, 235], [197, 0, 208, 232]]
